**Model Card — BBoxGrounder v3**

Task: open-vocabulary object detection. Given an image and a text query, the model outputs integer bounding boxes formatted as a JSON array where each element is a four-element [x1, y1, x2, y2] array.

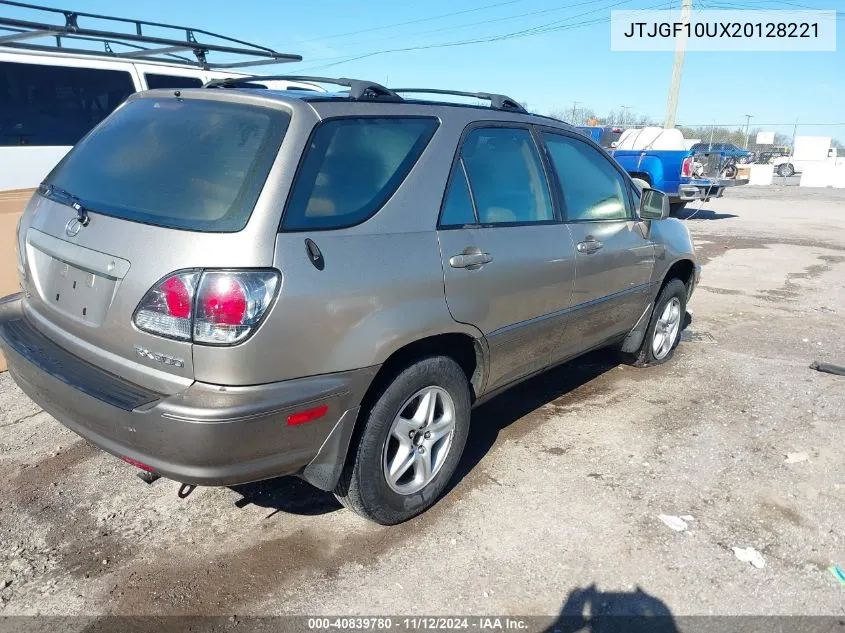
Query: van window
[[283, 117, 438, 231], [45, 97, 289, 232], [0, 61, 135, 147], [144, 74, 204, 90]]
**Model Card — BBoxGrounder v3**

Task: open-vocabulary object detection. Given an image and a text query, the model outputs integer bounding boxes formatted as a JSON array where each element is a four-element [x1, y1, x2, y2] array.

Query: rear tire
[[777, 163, 795, 177], [334, 356, 471, 525], [625, 278, 687, 367]]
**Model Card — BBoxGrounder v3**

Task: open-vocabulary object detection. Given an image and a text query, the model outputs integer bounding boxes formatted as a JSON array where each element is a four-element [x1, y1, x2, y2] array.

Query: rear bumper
[[677, 178, 749, 201], [0, 294, 377, 488]]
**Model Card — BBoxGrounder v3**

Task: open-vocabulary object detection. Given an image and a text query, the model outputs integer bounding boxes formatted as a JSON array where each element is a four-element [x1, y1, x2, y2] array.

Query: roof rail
[[0, 0, 301, 69], [203, 75, 400, 100], [391, 88, 527, 113]]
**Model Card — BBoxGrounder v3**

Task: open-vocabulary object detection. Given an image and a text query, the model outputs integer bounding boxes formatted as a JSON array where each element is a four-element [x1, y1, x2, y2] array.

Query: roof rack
[[391, 88, 527, 113], [204, 75, 400, 100], [202, 75, 528, 113], [0, 0, 301, 69]]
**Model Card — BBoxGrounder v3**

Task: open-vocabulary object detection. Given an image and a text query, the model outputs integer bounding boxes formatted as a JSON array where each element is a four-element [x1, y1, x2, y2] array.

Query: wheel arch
[[300, 331, 487, 493], [621, 257, 696, 354], [364, 332, 487, 409], [662, 257, 696, 297], [628, 171, 652, 186]]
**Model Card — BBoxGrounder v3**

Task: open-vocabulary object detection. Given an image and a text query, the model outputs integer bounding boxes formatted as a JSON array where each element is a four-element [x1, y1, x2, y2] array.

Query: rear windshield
[[282, 117, 438, 231], [45, 97, 289, 232]]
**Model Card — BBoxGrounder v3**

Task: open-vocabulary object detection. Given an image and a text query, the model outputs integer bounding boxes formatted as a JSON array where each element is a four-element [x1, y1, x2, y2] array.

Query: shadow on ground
[[229, 349, 621, 517], [449, 348, 619, 491], [674, 207, 738, 221], [229, 475, 341, 517], [546, 584, 678, 633]]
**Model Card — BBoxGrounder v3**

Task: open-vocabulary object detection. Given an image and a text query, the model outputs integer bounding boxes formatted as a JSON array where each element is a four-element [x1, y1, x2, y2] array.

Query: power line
[[295, 0, 646, 73], [702, 0, 843, 17], [287, 0, 528, 45], [298, 0, 623, 52]]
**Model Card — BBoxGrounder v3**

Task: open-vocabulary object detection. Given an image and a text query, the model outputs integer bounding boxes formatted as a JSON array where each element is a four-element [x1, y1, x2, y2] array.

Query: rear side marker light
[[133, 269, 279, 346], [121, 456, 156, 472], [287, 404, 328, 426]]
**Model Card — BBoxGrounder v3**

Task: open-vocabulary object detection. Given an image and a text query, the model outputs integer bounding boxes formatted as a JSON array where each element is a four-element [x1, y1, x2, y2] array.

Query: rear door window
[[144, 74, 204, 89], [282, 117, 438, 231], [0, 61, 135, 147], [460, 127, 554, 225], [45, 97, 289, 232]]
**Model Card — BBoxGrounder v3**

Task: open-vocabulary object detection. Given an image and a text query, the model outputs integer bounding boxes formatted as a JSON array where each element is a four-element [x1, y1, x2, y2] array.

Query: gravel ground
[[0, 185, 843, 622]]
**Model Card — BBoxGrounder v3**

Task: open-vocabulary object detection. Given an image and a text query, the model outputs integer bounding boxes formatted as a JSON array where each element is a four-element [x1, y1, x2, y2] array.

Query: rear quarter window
[[45, 97, 289, 232], [282, 117, 438, 231]]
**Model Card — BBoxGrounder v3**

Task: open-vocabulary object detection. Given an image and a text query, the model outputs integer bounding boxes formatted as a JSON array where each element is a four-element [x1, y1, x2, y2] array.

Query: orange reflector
[[287, 404, 328, 426], [121, 456, 156, 472]]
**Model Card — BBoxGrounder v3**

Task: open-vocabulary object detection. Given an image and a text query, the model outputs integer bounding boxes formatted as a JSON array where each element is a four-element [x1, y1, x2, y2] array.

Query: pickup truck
[[576, 126, 748, 213], [575, 125, 624, 149], [689, 142, 752, 162], [610, 147, 748, 213]]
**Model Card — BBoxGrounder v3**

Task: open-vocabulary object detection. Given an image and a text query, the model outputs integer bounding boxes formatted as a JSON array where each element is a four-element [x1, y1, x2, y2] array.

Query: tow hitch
[[136, 470, 161, 485]]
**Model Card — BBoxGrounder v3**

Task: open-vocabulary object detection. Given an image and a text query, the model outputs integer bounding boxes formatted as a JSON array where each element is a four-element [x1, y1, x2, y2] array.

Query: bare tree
[[547, 106, 597, 126]]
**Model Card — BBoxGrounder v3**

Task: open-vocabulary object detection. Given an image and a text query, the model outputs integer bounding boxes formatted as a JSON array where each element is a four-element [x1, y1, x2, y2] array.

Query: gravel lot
[[1, 185, 844, 622]]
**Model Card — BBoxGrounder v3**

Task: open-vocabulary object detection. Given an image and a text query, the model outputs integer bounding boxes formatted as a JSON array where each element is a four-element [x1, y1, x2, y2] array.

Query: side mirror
[[639, 188, 669, 220]]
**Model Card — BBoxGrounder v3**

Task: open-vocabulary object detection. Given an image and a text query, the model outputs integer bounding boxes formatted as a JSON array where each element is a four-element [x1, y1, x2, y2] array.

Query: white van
[[772, 137, 839, 178], [0, 1, 319, 195], [0, 50, 320, 193]]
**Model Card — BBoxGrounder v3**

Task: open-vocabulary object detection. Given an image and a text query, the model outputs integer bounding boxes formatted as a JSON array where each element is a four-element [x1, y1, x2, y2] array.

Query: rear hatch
[[17, 92, 291, 394]]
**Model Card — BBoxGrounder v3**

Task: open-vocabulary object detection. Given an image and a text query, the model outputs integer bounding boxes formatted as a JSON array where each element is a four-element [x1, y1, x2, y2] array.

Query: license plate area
[[24, 229, 129, 328], [43, 259, 115, 325], [27, 248, 118, 326]]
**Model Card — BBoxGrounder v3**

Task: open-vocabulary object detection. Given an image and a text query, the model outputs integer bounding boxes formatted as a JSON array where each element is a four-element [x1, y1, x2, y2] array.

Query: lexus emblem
[[65, 217, 83, 237], [65, 203, 90, 237]]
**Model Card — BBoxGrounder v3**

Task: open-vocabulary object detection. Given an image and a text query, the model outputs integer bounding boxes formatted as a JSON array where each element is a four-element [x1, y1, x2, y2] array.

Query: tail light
[[194, 271, 278, 345], [133, 270, 279, 345], [681, 156, 693, 178], [134, 271, 198, 341]]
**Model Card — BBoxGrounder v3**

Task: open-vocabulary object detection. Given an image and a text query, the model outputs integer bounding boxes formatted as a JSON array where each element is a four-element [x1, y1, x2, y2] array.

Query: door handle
[[576, 239, 604, 254], [449, 252, 493, 269]]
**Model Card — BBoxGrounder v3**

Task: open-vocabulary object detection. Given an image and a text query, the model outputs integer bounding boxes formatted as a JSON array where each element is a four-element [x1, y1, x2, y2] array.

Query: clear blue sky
[[6, 0, 844, 140]]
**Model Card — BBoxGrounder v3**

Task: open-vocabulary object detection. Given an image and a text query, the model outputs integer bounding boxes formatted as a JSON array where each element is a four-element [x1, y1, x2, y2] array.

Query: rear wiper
[[39, 183, 91, 226]]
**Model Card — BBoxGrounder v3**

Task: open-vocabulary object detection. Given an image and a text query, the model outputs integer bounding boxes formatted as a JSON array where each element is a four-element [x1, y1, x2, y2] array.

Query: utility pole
[[571, 101, 580, 124], [743, 114, 753, 148], [664, 0, 692, 129]]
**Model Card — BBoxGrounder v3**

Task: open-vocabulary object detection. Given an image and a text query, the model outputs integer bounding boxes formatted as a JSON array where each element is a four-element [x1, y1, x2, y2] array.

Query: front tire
[[626, 278, 687, 367], [334, 356, 471, 525], [777, 163, 795, 177]]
